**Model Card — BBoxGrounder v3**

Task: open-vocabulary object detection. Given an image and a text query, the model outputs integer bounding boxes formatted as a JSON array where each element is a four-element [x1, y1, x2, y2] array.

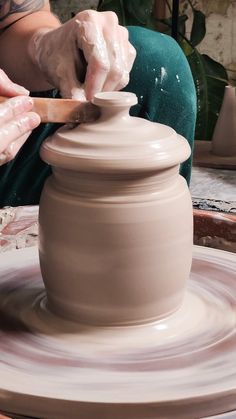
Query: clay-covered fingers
[[56, 58, 86, 100], [102, 15, 136, 92], [114, 25, 136, 91], [0, 68, 29, 97], [75, 12, 110, 100], [28, 26, 87, 100], [27, 10, 136, 100], [0, 96, 40, 164], [75, 10, 136, 100]]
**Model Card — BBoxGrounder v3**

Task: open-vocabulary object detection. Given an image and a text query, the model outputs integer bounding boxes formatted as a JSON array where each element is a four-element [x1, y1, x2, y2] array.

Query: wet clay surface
[[0, 246, 236, 418], [39, 91, 192, 325]]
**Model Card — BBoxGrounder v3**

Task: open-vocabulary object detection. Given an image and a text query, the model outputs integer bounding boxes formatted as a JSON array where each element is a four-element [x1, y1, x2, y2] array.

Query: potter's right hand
[[0, 69, 41, 166], [28, 10, 136, 100]]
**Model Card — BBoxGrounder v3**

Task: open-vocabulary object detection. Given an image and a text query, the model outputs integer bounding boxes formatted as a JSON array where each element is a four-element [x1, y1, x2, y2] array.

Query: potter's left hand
[[28, 10, 136, 100]]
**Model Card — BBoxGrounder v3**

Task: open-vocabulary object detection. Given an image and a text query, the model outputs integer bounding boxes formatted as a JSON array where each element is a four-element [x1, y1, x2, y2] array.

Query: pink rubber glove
[[28, 10, 136, 100], [0, 70, 41, 166]]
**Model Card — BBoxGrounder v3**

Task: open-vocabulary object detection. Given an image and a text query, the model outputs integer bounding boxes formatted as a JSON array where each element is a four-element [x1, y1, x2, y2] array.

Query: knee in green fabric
[[127, 26, 196, 126], [126, 26, 196, 184]]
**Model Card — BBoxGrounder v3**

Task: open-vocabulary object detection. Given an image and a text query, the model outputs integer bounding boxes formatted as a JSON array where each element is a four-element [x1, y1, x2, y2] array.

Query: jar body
[[39, 168, 193, 326]]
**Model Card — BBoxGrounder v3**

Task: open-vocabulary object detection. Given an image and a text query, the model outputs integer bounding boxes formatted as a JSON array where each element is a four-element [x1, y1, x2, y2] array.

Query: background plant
[[97, 0, 228, 140]]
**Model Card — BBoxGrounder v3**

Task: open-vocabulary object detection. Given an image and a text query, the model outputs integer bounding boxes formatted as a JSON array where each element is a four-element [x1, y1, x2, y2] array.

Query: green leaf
[[190, 9, 206, 47], [176, 14, 188, 36], [155, 14, 188, 37], [125, 0, 155, 25], [201, 54, 228, 80], [179, 38, 194, 57], [186, 50, 228, 140]]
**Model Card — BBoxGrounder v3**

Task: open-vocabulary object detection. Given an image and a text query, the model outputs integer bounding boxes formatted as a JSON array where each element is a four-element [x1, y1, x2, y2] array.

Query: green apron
[[0, 27, 196, 207]]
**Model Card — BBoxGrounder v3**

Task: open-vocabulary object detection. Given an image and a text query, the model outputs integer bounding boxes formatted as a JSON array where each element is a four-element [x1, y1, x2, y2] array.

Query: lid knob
[[93, 91, 138, 107]]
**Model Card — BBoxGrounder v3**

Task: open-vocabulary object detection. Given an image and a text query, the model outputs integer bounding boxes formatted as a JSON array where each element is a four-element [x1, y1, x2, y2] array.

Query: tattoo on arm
[[0, 0, 44, 21]]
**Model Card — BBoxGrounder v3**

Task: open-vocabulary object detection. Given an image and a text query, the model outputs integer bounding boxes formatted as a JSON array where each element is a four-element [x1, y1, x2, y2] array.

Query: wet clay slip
[[0, 92, 236, 418]]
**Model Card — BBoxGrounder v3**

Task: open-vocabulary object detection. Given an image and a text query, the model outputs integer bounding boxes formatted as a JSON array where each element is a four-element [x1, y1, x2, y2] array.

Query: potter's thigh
[[125, 26, 197, 183]]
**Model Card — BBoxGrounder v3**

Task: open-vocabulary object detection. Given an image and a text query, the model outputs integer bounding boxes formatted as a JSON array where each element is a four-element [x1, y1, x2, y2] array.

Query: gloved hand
[[0, 69, 41, 166], [28, 10, 136, 100]]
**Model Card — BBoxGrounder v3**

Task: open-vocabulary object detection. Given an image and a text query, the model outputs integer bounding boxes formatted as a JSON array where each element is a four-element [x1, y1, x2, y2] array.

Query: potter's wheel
[[0, 246, 236, 419]]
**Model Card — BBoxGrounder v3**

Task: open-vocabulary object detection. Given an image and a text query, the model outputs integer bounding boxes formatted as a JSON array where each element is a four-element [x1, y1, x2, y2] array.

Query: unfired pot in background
[[39, 92, 193, 326], [212, 85, 236, 157]]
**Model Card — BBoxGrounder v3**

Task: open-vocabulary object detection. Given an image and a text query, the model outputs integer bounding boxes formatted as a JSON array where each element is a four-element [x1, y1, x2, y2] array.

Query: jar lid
[[41, 92, 190, 173]]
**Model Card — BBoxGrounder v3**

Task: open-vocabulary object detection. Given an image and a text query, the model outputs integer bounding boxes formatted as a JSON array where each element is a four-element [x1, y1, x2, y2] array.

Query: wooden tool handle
[[0, 96, 100, 123]]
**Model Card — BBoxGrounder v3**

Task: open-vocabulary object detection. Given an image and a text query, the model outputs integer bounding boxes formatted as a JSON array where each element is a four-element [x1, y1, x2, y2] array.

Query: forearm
[[0, 11, 61, 91]]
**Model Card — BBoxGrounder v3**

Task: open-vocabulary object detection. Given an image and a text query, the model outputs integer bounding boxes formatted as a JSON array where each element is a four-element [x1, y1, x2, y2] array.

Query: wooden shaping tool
[[0, 96, 100, 124]]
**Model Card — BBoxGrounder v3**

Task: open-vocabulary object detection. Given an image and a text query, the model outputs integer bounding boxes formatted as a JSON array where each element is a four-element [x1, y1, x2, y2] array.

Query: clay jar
[[212, 85, 236, 157], [39, 92, 193, 326]]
